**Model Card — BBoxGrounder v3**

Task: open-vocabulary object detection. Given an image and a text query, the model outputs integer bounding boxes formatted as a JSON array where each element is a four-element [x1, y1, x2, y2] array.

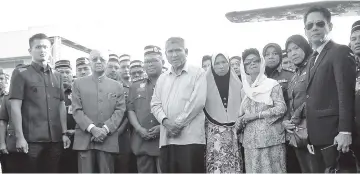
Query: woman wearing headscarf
[[205, 53, 243, 173], [237, 48, 286, 173], [283, 35, 314, 173]]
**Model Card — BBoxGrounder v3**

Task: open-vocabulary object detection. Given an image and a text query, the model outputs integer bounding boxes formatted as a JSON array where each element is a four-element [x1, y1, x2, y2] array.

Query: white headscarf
[[239, 52, 278, 106]]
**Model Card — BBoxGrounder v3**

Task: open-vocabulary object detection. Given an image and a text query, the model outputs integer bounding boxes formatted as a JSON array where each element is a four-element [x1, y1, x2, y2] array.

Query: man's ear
[[185, 48, 188, 56], [329, 22, 333, 32]]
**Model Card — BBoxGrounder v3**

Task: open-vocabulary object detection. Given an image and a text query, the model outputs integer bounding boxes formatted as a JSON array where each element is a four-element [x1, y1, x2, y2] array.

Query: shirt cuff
[[339, 132, 351, 135], [87, 124, 96, 132], [157, 113, 167, 125], [103, 125, 110, 134]]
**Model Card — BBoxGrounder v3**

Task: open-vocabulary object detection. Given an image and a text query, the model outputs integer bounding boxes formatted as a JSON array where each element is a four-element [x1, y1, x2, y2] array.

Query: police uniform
[[127, 45, 162, 173], [267, 66, 295, 106], [76, 57, 91, 78], [55, 60, 78, 173], [72, 74, 126, 173], [9, 62, 65, 172]]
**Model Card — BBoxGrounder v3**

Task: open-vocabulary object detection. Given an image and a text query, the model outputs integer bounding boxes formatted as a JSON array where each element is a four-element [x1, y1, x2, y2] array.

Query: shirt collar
[[316, 39, 331, 55], [169, 62, 189, 75], [91, 73, 106, 82], [31, 61, 51, 73]]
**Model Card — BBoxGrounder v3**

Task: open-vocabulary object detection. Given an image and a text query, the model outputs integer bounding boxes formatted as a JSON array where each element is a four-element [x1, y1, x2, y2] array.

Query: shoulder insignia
[[349, 52, 355, 57], [301, 72, 307, 76], [18, 67, 27, 72]]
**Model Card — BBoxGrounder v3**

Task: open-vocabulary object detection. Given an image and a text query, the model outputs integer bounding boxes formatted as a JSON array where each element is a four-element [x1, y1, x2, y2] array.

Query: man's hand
[[282, 120, 295, 133], [148, 125, 160, 139], [334, 133, 352, 153], [0, 143, 8, 154], [163, 119, 183, 137], [66, 129, 75, 136], [137, 127, 153, 140], [16, 137, 28, 153], [62, 135, 71, 149], [90, 127, 107, 142]]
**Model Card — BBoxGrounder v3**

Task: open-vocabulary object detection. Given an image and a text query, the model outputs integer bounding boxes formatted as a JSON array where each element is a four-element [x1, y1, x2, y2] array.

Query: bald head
[[89, 49, 109, 74]]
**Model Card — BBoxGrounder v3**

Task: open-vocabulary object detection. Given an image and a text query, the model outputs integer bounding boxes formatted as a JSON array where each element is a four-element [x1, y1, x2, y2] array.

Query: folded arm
[[103, 84, 126, 134]]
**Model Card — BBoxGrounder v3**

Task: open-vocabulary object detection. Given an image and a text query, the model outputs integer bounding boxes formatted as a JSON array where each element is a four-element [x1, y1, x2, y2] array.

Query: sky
[[0, 0, 358, 67]]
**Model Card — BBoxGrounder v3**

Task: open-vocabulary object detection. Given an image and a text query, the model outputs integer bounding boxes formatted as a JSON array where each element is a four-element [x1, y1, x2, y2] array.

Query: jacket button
[[306, 95, 309, 99]]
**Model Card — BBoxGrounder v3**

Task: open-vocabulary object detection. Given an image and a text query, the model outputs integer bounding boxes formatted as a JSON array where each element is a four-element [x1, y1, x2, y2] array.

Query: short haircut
[[304, 6, 332, 23], [166, 37, 185, 48], [242, 48, 260, 61], [202, 55, 211, 63], [29, 33, 51, 48]]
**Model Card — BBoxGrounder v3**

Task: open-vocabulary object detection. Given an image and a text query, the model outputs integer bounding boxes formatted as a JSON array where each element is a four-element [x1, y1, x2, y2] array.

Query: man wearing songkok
[[76, 57, 91, 78], [55, 60, 78, 173], [130, 60, 145, 82], [128, 45, 163, 173]]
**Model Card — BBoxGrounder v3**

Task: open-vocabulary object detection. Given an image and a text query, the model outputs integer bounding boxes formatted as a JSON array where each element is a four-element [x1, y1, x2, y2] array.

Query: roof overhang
[[49, 36, 92, 53], [226, 0, 360, 23]]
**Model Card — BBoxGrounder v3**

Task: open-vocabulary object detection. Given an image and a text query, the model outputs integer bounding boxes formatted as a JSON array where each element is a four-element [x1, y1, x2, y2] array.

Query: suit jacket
[[72, 75, 126, 153], [306, 40, 356, 146]]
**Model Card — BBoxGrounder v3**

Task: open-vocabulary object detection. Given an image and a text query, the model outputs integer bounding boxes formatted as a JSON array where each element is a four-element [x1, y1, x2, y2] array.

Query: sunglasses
[[244, 59, 261, 66], [305, 21, 326, 30]]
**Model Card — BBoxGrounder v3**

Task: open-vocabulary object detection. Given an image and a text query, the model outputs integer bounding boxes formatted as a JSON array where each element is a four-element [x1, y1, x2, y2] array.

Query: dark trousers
[[59, 148, 78, 173], [160, 144, 205, 173], [78, 150, 115, 173], [114, 153, 130, 173], [308, 145, 337, 173], [286, 144, 301, 173], [294, 147, 316, 173], [23, 142, 63, 173], [1, 152, 27, 173], [137, 155, 160, 173]]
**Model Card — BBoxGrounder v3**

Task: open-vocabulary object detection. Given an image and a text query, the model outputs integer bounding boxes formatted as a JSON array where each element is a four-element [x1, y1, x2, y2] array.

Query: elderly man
[[54, 60, 78, 173], [72, 49, 126, 173], [76, 57, 91, 78], [128, 45, 163, 173], [9, 33, 71, 172], [304, 6, 356, 172], [151, 37, 207, 173]]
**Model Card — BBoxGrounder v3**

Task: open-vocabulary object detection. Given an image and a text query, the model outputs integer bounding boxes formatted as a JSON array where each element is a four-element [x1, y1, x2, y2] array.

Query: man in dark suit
[[72, 49, 126, 173], [304, 6, 356, 172]]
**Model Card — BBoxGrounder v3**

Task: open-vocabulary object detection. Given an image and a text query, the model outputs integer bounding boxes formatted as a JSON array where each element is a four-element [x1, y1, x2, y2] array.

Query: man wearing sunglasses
[[72, 49, 126, 173], [304, 6, 356, 173]]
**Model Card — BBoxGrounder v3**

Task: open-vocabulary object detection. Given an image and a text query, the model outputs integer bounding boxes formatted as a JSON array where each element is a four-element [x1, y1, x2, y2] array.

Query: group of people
[[0, 5, 359, 173]]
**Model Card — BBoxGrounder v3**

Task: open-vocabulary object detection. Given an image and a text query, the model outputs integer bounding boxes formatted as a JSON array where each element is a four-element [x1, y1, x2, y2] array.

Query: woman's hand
[[243, 113, 257, 124], [282, 120, 295, 133]]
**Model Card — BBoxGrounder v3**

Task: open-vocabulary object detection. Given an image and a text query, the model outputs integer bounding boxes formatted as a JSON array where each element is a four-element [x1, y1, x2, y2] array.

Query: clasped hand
[[163, 119, 183, 138], [90, 127, 108, 143]]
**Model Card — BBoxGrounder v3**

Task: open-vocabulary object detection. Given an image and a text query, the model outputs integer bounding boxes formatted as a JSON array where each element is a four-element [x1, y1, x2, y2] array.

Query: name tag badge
[[140, 83, 146, 88], [278, 79, 288, 83]]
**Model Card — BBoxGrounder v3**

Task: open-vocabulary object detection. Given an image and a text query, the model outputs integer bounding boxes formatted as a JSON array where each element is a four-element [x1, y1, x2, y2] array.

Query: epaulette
[[16, 65, 29, 73], [283, 68, 295, 73]]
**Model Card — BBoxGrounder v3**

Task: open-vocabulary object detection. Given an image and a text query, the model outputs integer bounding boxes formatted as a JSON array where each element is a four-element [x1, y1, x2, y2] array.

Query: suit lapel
[[306, 41, 334, 90]]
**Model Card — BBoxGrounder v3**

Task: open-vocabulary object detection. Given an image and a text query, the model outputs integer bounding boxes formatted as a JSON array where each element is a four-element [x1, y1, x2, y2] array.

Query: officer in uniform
[[263, 43, 295, 105], [0, 69, 25, 173], [128, 45, 162, 173], [54, 60, 78, 173], [76, 57, 92, 78], [9, 33, 71, 172], [72, 49, 126, 173], [130, 60, 145, 82]]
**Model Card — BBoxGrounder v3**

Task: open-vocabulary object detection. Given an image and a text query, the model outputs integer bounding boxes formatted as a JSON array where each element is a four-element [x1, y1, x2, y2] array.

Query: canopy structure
[[225, 1, 360, 23]]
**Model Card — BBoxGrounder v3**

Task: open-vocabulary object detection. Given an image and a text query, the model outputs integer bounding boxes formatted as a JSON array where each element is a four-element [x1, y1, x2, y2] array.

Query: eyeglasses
[[305, 21, 326, 30], [265, 52, 279, 58], [244, 59, 261, 66]]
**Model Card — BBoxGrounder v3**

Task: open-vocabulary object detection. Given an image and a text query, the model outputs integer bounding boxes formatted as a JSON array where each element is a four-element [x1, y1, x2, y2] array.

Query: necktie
[[309, 51, 319, 69]]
